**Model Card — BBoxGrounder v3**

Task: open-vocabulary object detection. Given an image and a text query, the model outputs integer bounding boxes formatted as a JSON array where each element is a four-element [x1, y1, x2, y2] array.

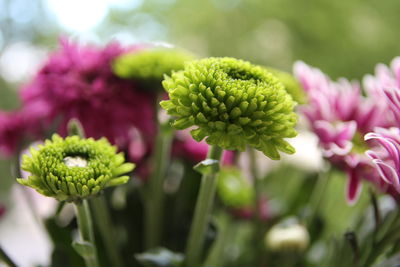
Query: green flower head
[[264, 67, 307, 105], [113, 47, 195, 88], [17, 134, 134, 202], [161, 57, 298, 159]]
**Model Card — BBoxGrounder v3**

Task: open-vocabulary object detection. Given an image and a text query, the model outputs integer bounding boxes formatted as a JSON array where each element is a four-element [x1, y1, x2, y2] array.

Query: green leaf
[[135, 247, 184, 267], [67, 118, 85, 138], [193, 159, 220, 175], [71, 241, 95, 259]]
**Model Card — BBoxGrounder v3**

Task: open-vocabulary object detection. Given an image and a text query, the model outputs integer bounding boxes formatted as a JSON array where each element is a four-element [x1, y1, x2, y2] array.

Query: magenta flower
[[365, 127, 400, 197], [294, 61, 393, 204], [364, 57, 400, 125], [173, 129, 234, 165], [0, 39, 157, 165], [0, 112, 25, 156]]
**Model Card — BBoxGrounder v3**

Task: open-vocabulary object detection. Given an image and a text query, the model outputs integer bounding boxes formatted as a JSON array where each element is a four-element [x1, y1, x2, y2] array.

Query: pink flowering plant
[[2, 38, 400, 267]]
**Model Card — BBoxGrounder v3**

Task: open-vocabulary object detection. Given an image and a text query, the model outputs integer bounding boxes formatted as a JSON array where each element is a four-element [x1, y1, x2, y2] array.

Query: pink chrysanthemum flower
[[0, 39, 156, 164], [364, 57, 400, 125], [365, 127, 400, 198], [0, 112, 25, 156], [294, 61, 393, 204]]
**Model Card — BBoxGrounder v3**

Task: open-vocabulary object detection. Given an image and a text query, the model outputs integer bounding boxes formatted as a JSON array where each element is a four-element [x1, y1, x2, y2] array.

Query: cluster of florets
[[161, 57, 298, 160], [113, 47, 195, 86], [18, 134, 134, 202]]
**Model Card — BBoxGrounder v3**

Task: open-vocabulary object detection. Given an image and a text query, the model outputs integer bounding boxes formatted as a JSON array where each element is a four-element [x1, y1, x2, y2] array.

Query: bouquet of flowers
[[1, 38, 400, 267]]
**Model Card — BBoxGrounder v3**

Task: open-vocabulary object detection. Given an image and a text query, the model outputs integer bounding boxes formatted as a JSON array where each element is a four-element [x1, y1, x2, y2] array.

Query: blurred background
[[0, 0, 399, 265], [1, 0, 400, 90]]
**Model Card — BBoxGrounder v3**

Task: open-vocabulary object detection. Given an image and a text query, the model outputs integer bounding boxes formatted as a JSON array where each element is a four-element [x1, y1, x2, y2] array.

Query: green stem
[[248, 147, 262, 221], [144, 122, 173, 249], [307, 167, 330, 226], [345, 232, 360, 267], [248, 147, 266, 267], [185, 145, 224, 267], [74, 200, 99, 267], [90, 195, 123, 267], [369, 188, 381, 230], [203, 213, 233, 267], [0, 245, 17, 267]]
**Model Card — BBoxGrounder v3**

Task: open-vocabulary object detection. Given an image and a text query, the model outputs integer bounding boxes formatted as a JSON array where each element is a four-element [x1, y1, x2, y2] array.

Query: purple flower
[[364, 57, 400, 125], [294, 61, 393, 204], [0, 111, 25, 156], [0, 39, 157, 164], [173, 129, 235, 165], [365, 127, 400, 197]]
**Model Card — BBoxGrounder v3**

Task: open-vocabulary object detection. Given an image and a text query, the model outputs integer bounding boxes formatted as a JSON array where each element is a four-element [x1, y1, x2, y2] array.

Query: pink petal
[[373, 160, 400, 192], [346, 168, 362, 205]]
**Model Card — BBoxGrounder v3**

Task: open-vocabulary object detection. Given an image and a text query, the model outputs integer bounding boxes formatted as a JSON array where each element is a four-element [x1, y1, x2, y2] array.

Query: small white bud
[[64, 156, 88, 168], [265, 219, 309, 252]]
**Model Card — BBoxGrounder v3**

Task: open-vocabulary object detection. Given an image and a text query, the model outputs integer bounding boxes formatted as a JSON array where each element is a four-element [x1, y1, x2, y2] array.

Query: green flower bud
[[113, 47, 195, 87], [264, 67, 306, 104], [161, 57, 298, 159], [17, 134, 134, 202], [217, 167, 254, 208], [265, 218, 309, 252]]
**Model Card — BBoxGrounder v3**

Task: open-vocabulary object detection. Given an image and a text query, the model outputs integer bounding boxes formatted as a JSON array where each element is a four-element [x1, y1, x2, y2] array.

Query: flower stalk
[[248, 147, 266, 265], [90, 195, 123, 267], [144, 118, 173, 249], [74, 199, 99, 267], [185, 145, 223, 267]]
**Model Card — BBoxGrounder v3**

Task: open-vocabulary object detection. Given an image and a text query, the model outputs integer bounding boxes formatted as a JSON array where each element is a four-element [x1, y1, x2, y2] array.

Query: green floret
[[113, 48, 195, 83], [17, 134, 135, 202], [161, 57, 298, 160], [264, 67, 307, 104]]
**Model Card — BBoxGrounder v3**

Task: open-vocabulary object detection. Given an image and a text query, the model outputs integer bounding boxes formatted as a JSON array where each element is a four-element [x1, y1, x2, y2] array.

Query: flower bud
[[217, 167, 254, 208], [265, 218, 309, 252]]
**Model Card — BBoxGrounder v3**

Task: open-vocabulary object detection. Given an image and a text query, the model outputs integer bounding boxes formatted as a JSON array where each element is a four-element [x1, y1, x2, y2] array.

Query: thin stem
[[203, 213, 233, 267], [345, 232, 360, 267], [144, 120, 173, 249], [185, 145, 224, 267], [369, 188, 381, 230], [361, 209, 400, 266], [307, 167, 331, 226], [248, 147, 262, 221], [90, 195, 123, 267], [74, 200, 99, 267], [0, 245, 17, 267], [248, 147, 265, 267]]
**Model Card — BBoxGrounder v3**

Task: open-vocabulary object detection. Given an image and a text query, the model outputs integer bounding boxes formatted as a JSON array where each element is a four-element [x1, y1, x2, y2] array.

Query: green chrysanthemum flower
[[161, 57, 298, 159], [113, 48, 195, 86], [217, 167, 254, 208], [17, 134, 134, 202], [264, 67, 307, 105]]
